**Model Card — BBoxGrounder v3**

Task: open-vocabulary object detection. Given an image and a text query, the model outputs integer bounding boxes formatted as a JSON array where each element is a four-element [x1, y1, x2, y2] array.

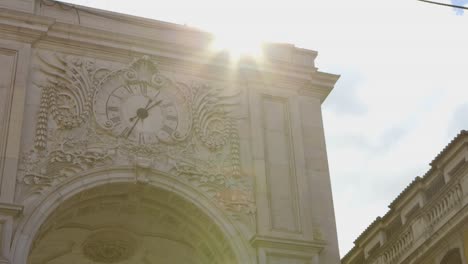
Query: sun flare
[[210, 32, 264, 60]]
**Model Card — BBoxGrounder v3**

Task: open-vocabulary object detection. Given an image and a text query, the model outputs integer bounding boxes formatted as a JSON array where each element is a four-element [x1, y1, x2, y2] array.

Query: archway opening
[[441, 248, 463, 264], [27, 183, 236, 264]]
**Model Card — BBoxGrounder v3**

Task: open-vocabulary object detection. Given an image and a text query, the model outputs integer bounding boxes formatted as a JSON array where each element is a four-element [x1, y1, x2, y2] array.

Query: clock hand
[[129, 99, 162, 124], [126, 116, 140, 138], [128, 90, 162, 122], [142, 89, 162, 109], [129, 115, 138, 122], [129, 99, 153, 122], [145, 99, 163, 111], [150, 89, 161, 101]]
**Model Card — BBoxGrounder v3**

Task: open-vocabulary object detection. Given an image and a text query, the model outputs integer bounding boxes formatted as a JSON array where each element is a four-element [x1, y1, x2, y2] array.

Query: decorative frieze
[[18, 52, 255, 223]]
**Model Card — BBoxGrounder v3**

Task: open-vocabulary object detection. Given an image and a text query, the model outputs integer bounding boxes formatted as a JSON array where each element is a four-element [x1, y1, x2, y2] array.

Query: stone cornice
[[0, 202, 23, 216], [0, 8, 55, 43], [299, 71, 340, 102], [35, 1, 319, 70], [39, 22, 322, 84], [389, 130, 468, 211], [0, 1, 337, 102], [250, 235, 326, 253], [430, 130, 468, 168]]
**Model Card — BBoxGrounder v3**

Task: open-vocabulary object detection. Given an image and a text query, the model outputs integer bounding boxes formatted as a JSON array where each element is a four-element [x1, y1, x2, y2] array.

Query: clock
[[93, 66, 190, 144]]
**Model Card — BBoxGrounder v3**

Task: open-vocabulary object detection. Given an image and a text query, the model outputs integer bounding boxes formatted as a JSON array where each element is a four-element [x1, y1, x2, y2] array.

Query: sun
[[210, 31, 264, 61]]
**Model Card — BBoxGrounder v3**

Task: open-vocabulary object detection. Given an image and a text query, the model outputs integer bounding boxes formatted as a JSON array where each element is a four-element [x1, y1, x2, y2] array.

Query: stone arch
[[441, 248, 463, 264], [11, 167, 253, 264]]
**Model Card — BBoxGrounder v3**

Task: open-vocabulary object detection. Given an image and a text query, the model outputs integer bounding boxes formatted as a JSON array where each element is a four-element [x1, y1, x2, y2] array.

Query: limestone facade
[[0, 0, 340, 263], [342, 131, 468, 264]]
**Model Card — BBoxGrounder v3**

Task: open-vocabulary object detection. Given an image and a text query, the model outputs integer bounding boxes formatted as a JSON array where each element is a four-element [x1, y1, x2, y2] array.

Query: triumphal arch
[[0, 0, 340, 263]]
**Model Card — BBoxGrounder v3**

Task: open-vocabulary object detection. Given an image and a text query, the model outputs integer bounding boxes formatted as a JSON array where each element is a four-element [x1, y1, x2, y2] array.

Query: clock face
[[93, 79, 188, 144]]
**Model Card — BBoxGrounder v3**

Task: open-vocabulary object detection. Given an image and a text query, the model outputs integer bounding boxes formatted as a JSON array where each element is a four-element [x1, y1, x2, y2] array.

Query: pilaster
[[0, 12, 36, 263], [249, 68, 339, 263], [0, 203, 22, 263]]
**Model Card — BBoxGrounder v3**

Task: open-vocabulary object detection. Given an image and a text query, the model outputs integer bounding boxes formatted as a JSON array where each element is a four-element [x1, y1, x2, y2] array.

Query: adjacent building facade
[[342, 131, 468, 264], [0, 0, 341, 263]]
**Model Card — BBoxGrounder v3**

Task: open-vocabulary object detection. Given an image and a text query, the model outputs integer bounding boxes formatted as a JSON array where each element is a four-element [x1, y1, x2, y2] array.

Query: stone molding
[[0, 203, 22, 216], [11, 168, 256, 264], [252, 235, 328, 264], [0, 5, 339, 102], [251, 235, 326, 253]]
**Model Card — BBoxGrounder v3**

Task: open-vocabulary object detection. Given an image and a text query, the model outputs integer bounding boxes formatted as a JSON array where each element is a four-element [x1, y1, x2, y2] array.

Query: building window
[[367, 242, 381, 257], [386, 218, 402, 240], [404, 204, 421, 222], [426, 175, 445, 199]]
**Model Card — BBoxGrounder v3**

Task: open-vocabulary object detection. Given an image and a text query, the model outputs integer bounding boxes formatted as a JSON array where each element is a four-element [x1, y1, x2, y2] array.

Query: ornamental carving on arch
[[18, 52, 255, 224]]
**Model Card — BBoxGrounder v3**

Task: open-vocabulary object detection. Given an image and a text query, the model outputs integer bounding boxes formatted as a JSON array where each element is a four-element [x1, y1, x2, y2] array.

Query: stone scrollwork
[[19, 51, 255, 224], [190, 83, 239, 151], [34, 54, 103, 149], [82, 229, 138, 263]]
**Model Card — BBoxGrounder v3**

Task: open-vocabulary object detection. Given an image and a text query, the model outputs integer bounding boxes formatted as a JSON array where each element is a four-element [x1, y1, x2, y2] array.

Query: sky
[[60, 0, 468, 256]]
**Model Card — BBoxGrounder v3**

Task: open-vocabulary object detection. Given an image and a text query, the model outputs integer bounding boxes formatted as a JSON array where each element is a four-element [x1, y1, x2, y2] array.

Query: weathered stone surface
[[0, 1, 340, 263]]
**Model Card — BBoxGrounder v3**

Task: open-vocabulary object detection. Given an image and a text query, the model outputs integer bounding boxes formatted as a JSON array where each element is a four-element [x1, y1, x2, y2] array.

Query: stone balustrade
[[365, 175, 466, 264], [368, 227, 414, 264], [343, 132, 468, 264], [424, 182, 463, 228], [381, 227, 414, 264]]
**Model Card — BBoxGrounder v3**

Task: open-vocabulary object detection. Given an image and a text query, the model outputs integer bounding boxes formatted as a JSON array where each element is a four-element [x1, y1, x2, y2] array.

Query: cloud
[[323, 70, 367, 116], [452, 0, 468, 15], [449, 103, 468, 135], [328, 121, 413, 154]]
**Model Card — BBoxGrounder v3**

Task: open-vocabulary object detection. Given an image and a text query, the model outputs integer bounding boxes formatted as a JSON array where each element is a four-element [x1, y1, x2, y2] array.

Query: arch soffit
[[440, 248, 463, 264], [12, 167, 253, 264]]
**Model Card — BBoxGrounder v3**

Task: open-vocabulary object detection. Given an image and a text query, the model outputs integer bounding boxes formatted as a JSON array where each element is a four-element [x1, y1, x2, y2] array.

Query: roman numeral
[[119, 127, 130, 137], [165, 115, 178, 121], [140, 83, 147, 96], [107, 106, 119, 112], [122, 85, 134, 94], [110, 116, 121, 124], [111, 94, 123, 100], [139, 133, 145, 144], [161, 125, 174, 135], [161, 102, 174, 109]]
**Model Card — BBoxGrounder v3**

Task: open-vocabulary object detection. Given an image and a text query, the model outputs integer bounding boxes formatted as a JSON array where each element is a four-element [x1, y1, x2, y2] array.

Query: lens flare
[[210, 32, 264, 61]]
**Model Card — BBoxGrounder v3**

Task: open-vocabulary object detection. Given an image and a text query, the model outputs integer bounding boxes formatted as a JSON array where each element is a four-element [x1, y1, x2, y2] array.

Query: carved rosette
[[19, 52, 255, 225], [82, 230, 138, 263]]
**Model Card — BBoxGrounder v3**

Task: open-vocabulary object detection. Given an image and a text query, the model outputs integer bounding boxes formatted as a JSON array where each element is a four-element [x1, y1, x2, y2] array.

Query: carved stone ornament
[[19, 52, 255, 223], [82, 229, 138, 263]]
